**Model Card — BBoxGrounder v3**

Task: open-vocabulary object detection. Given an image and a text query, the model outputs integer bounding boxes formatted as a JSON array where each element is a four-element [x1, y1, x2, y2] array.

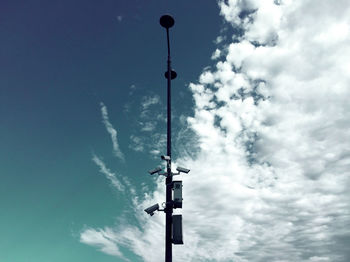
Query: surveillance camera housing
[[172, 181, 183, 209], [176, 166, 190, 174], [144, 203, 159, 216], [148, 167, 162, 175], [161, 155, 171, 161]]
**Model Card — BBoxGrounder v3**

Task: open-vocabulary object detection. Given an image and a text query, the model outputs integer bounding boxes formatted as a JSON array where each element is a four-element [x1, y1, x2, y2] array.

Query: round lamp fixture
[[160, 15, 175, 29]]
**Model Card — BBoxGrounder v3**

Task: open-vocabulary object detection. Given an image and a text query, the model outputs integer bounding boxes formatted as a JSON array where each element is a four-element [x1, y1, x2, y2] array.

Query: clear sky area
[[1, 0, 350, 262]]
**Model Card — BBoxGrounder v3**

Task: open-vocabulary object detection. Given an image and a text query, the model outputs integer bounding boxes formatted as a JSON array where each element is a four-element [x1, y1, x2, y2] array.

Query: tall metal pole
[[144, 15, 186, 262], [166, 26, 172, 262], [160, 14, 176, 262]]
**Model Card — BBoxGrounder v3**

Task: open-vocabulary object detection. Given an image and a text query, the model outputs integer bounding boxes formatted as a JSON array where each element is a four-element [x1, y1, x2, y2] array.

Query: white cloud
[[139, 95, 162, 131], [141, 95, 160, 111], [100, 102, 125, 161], [215, 35, 225, 44], [199, 71, 215, 84], [129, 135, 144, 152], [82, 1, 350, 261], [140, 121, 156, 132], [129, 131, 166, 157], [128, 84, 136, 96], [211, 48, 221, 60], [81, 180, 168, 261], [128, 95, 166, 156], [80, 228, 125, 258], [92, 154, 124, 192]]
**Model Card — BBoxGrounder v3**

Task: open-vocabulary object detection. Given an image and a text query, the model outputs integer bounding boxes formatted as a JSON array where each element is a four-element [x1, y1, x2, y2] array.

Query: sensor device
[[176, 166, 190, 174], [144, 204, 159, 216], [172, 215, 183, 244], [172, 181, 183, 209], [148, 167, 162, 175]]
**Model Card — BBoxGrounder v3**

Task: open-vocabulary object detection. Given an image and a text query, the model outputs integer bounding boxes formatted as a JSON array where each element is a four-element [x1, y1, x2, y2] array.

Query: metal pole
[[165, 25, 173, 262], [145, 15, 186, 262], [160, 14, 176, 262]]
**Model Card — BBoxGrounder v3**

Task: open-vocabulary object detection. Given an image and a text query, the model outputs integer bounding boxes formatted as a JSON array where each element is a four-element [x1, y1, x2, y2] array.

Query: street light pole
[[144, 14, 188, 262], [160, 14, 177, 262]]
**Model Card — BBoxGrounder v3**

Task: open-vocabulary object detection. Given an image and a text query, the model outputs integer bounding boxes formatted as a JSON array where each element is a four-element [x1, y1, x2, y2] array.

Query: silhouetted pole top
[[160, 15, 175, 29]]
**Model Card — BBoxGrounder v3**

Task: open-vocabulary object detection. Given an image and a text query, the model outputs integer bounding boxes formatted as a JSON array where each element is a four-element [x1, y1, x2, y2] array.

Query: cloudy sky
[[1, 0, 350, 261]]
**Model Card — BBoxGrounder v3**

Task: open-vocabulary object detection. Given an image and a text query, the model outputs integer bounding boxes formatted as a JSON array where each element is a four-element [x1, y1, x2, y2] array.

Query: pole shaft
[[165, 27, 173, 262]]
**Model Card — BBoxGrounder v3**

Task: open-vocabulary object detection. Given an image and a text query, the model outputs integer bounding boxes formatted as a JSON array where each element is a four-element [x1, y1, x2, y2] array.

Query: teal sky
[[3, 1, 349, 262], [1, 1, 221, 261]]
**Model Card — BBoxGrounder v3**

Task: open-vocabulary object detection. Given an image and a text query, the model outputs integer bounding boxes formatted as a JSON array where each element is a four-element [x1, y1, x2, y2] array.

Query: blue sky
[[1, 1, 350, 262], [0, 1, 220, 261]]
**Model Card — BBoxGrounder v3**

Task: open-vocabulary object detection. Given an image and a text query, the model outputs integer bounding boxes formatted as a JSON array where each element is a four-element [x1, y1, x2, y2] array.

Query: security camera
[[161, 155, 171, 161], [148, 167, 162, 175], [176, 166, 190, 174], [144, 203, 159, 216]]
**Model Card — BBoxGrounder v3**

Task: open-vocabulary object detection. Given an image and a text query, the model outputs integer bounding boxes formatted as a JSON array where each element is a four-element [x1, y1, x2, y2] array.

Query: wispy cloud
[[100, 102, 125, 161], [92, 154, 124, 192], [129, 135, 144, 152], [128, 94, 166, 156], [141, 95, 160, 110], [80, 228, 127, 260], [80, 181, 167, 262], [117, 15, 123, 22]]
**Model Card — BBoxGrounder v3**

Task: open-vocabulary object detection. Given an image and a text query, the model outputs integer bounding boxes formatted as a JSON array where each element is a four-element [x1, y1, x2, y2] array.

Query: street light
[[160, 15, 176, 262], [143, 15, 190, 262]]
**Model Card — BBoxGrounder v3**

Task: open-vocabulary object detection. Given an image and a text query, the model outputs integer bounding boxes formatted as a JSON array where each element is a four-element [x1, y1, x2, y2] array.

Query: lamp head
[[160, 15, 175, 29]]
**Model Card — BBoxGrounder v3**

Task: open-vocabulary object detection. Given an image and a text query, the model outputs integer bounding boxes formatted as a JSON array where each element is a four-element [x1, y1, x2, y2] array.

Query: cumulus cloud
[[82, 1, 350, 261], [100, 102, 125, 161], [211, 48, 221, 60]]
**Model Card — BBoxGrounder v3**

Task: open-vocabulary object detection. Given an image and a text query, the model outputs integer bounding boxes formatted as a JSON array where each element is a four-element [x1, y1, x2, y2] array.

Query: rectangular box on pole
[[172, 214, 183, 245], [173, 181, 182, 209]]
